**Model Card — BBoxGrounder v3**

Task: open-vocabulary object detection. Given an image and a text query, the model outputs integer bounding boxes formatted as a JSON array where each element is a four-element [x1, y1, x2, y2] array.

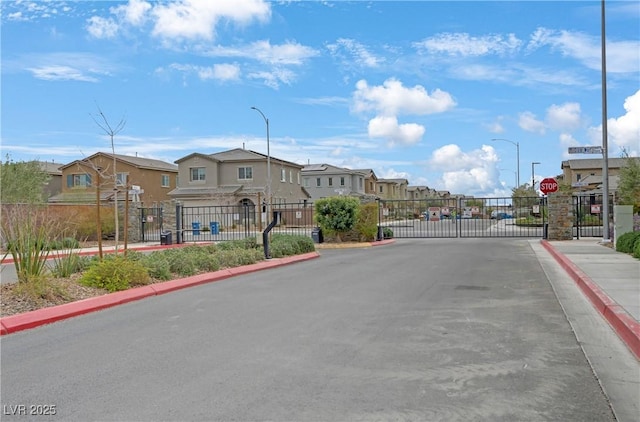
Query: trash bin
[[209, 221, 219, 235], [160, 231, 172, 245], [192, 221, 200, 235], [311, 227, 323, 243]]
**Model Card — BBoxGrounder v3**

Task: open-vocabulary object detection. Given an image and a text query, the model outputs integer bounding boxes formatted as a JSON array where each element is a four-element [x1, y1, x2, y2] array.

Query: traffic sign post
[[539, 177, 558, 195]]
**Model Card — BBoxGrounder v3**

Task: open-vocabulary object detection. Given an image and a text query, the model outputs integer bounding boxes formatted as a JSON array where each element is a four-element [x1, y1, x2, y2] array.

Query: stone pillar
[[547, 192, 573, 240]]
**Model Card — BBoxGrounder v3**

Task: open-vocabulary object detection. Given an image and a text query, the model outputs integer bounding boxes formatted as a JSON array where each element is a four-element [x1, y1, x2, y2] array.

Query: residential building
[[169, 148, 310, 207], [38, 161, 64, 199], [376, 178, 409, 200], [560, 157, 630, 193], [49, 152, 178, 204], [301, 164, 378, 200]]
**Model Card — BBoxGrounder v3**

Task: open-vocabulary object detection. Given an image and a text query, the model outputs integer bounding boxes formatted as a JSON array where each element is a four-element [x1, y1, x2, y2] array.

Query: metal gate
[[378, 197, 546, 238], [573, 194, 611, 238], [139, 207, 164, 242]]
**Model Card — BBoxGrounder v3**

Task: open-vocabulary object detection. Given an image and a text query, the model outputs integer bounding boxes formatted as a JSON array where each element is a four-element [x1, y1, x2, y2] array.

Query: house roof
[[561, 157, 629, 170], [37, 161, 64, 175], [61, 152, 178, 172], [378, 178, 409, 185], [207, 148, 304, 169]]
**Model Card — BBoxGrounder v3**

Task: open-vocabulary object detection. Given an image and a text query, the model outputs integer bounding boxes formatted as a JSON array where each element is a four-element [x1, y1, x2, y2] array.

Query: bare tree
[[90, 105, 126, 254]]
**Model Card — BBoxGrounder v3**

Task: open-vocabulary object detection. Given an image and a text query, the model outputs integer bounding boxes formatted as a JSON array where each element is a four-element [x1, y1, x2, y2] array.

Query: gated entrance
[[139, 207, 164, 242], [573, 194, 612, 238], [377, 197, 546, 238]]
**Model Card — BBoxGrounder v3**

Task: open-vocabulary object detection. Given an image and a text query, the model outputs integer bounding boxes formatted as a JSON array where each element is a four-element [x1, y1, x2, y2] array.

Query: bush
[[634, 239, 640, 259], [80, 255, 151, 292], [615, 231, 640, 254], [382, 227, 393, 239], [270, 234, 315, 258], [354, 202, 379, 241], [315, 196, 360, 241]]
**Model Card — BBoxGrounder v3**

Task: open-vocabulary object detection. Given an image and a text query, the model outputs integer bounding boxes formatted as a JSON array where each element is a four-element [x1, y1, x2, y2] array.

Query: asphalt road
[[0, 239, 624, 421]]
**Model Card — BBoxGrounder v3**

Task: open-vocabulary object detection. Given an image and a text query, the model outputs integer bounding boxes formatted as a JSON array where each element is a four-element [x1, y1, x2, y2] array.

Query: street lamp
[[492, 138, 520, 187], [531, 162, 541, 190], [250, 106, 271, 214]]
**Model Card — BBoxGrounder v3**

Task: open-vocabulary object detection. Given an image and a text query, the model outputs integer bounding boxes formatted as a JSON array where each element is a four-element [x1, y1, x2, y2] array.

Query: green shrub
[[634, 239, 640, 259], [382, 227, 393, 239], [270, 234, 315, 258], [354, 202, 379, 241], [141, 252, 173, 280], [51, 251, 90, 277], [616, 231, 640, 254], [80, 255, 150, 292], [216, 248, 263, 267], [315, 196, 360, 241]]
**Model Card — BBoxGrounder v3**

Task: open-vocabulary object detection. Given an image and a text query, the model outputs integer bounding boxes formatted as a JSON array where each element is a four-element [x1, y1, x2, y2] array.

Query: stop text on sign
[[540, 178, 558, 195]]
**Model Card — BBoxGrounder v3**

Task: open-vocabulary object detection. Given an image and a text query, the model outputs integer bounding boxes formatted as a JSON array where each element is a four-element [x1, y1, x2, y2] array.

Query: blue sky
[[1, 0, 639, 197]]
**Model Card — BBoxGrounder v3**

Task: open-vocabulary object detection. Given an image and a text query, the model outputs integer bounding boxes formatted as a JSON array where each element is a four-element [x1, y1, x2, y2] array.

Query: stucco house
[[168, 148, 310, 208], [560, 157, 630, 194], [376, 178, 409, 200], [49, 152, 178, 204], [301, 164, 378, 200]]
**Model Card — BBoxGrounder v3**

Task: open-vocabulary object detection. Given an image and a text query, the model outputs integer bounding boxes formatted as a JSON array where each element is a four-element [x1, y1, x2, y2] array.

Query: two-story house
[[37, 161, 64, 200], [301, 164, 378, 200], [49, 152, 178, 204], [560, 157, 629, 194], [376, 178, 409, 200], [168, 148, 310, 208]]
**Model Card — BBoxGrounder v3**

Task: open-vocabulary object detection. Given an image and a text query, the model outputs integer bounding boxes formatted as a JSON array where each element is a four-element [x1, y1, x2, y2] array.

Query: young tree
[[616, 153, 640, 213], [0, 155, 50, 204]]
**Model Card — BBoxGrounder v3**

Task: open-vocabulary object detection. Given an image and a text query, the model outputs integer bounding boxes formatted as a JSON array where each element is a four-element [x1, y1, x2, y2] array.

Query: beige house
[[560, 157, 630, 193], [49, 152, 178, 204], [301, 164, 378, 200], [38, 161, 64, 200], [169, 148, 310, 207], [376, 178, 409, 200]]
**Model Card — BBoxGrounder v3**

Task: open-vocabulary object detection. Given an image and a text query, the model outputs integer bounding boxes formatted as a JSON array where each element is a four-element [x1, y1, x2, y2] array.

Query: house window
[[576, 173, 581, 181], [289, 170, 293, 183], [359, 178, 363, 189], [340, 177, 345, 186], [190, 167, 206, 181], [379, 185, 383, 193], [328, 177, 333, 187], [176, 175, 180, 186], [161, 174, 170, 187], [316, 177, 321, 187], [303, 177, 309, 187], [67, 173, 92, 188], [238, 167, 253, 180], [297, 172, 301, 184], [116, 172, 128, 187], [281, 168, 286, 182]]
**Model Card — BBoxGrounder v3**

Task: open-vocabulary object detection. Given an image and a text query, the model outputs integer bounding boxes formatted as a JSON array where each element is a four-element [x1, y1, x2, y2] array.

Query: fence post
[[175, 202, 183, 244]]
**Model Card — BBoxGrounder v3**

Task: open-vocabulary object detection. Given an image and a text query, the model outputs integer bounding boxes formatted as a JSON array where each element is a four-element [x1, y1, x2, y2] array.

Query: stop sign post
[[540, 177, 558, 195]]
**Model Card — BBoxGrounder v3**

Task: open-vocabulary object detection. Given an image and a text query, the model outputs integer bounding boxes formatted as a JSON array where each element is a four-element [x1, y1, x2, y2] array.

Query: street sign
[[540, 177, 558, 195], [568, 146, 602, 154]]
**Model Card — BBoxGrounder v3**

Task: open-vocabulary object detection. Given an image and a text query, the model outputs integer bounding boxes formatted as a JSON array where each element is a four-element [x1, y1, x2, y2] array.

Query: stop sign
[[540, 177, 558, 195]]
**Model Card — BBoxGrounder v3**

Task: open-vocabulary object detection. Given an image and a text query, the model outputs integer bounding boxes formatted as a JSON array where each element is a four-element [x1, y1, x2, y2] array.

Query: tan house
[[352, 168, 379, 197], [49, 152, 178, 204], [301, 164, 378, 200], [168, 148, 310, 207], [560, 157, 630, 193], [377, 178, 409, 200], [37, 161, 64, 200]]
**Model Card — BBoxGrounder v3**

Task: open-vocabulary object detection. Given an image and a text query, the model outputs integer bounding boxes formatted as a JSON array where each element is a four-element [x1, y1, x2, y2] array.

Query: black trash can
[[311, 227, 323, 243], [160, 231, 172, 245]]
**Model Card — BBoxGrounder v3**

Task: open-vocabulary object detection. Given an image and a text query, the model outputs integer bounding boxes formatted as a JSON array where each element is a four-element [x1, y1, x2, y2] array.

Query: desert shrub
[[215, 248, 264, 267], [217, 237, 259, 251], [140, 251, 173, 280], [382, 227, 393, 239], [51, 250, 91, 277], [354, 202, 379, 241], [12, 274, 69, 302], [80, 255, 150, 292], [270, 234, 315, 257], [615, 231, 640, 254]]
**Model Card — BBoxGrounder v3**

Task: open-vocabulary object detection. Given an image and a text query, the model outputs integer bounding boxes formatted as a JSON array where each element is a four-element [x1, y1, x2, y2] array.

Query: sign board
[[295, 211, 302, 219], [428, 207, 440, 221], [129, 188, 144, 194], [571, 181, 589, 187], [568, 146, 602, 154], [146, 215, 154, 222], [539, 177, 558, 195], [532, 205, 540, 214], [591, 204, 601, 214], [441, 207, 450, 216]]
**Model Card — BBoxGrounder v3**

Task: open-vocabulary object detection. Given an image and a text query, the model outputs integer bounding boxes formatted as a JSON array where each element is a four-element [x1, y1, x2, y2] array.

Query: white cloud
[[164, 62, 241, 82], [368, 116, 425, 146], [353, 78, 456, 116], [86, 16, 119, 39], [429, 144, 504, 195], [247, 67, 296, 89], [589, 89, 640, 155], [27, 65, 98, 82], [352, 78, 455, 146], [151, 0, 270, 41], [112, 0, 152, 26], [518, 111, 546, 134], [546, 102, 582, 132], [326, 38, 385, 68], [415, 32, 522, 56], [245, 40, 319, 66], [527, 27, 640, 73]]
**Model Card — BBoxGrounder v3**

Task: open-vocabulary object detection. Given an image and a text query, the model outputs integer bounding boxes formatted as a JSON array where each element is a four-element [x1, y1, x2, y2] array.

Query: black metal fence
[[138, 207, 164, 242], [175, 202, 315, 244], [378, 197, 547, 238], [573, 194, 612, 238]]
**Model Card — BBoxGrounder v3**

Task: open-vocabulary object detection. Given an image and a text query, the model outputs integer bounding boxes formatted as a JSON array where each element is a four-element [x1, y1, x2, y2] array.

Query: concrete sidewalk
[[542, 239, 640, 360]]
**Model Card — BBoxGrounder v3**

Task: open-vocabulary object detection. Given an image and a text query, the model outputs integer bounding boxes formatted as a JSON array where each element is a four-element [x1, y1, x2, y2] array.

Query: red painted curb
[[0, 252, 320, 335], [372, 239, 396, 246], [541, 240, 640, 360]]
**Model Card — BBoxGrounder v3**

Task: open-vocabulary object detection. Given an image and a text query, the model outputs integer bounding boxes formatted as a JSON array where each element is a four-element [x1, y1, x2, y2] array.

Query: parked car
[[491, 210, 513, 220]]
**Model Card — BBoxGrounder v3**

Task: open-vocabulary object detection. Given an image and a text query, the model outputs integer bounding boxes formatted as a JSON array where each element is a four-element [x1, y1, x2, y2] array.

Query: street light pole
[[251, 106, 271, 217], [492, 138, 520, 187], [531, 162, 540, 191]]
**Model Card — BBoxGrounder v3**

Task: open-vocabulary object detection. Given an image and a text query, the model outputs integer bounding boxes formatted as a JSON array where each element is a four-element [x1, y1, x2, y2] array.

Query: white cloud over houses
[[588, 89, 640, 156], [518, 111, 546, 134], [546, 102, 582, 132], [352, 78, 456, 146]]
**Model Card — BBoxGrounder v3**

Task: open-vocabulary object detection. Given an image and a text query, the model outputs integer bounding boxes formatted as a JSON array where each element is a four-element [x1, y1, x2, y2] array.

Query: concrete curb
[[0, 251, 320, 336], [541, 240, 640, 361]]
